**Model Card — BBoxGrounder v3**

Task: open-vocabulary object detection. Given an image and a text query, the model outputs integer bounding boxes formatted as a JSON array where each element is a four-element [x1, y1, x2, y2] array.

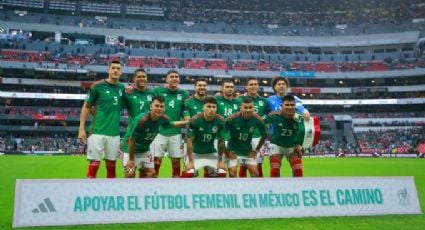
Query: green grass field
[[1, 155, 424, 230]]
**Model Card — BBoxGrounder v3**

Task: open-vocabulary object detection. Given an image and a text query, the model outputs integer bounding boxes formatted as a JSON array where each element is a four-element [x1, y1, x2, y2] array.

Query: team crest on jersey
[[177, 94, 182, 100], [147, 95, 152, 101], [106, 90, 110, 94], [133, 96, 137, 99], [249, 127, 255, 133], [278, 123, 283, 127], [233, 105, 238, 109], [259, 101, 264, 106], [199, 127, 204, 131], [194, 106, 197, 110], [119, 89, 122, 96], [212, 126, 218, 133]]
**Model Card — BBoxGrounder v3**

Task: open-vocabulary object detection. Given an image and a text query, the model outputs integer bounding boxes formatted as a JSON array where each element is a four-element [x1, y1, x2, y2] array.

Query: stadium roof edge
[[0, 20, 420, 47]]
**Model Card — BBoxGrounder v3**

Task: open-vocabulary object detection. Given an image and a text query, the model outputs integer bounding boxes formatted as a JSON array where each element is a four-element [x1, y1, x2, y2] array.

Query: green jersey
[[225, 112, 267, 156], [187, 113, 225, 154], [184, 96, 204, 117], [237, 95, 270, 138], [215, 96, 239, 119], [122, 112, 172, 153], [153, 87, 189, 135], [85, 79, 125, 136], [215, 95, 239, 140], [264, 111, 302, 148], [124, 88, 154, 124]]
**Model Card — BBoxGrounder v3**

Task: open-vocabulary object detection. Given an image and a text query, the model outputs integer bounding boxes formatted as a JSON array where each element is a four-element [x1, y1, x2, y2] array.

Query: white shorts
[[86, 134, 120, 161], [227, 156, 257, 168], [269, 143, 294, 156], [187, 153, 219, 170], [151, 134, 183, 158], [122, 151, 154, 170]]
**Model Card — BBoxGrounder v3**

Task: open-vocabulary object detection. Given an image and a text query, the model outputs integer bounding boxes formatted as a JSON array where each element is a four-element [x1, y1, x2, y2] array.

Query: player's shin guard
[[290, 157, 303, 177], [171, 160, 181, 178], [154, 157, 162, 177], [86, 160, 100, 178], [258, 163, 264, 177], [105, 160, 116, 178], [238, 165, 247, 178], [270, 157, 281, 177]]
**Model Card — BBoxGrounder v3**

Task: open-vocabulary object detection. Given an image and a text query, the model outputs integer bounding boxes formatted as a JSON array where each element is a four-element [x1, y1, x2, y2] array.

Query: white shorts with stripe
[[86, 134, 120, 161]]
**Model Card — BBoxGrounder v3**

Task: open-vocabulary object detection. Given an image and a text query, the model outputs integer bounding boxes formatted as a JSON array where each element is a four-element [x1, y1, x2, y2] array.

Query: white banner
[[13, 177, 422, 227]]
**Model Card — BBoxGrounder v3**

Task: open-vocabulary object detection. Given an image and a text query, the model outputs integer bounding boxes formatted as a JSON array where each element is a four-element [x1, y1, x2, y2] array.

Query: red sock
[[105, 160, 116, 178], [270, 157, 281, 177], [181, 170, 195, 178], [238, 165, 247, 178], [154, 157, 162, 177], [172, 160, 181, 178], [138, 170, 146, 178], [290, 157, 303, 177], [217, 172, 227, 177], [86, 160, 100, 178], [203, 170, 210, 178], [258, 163, 263, 177]]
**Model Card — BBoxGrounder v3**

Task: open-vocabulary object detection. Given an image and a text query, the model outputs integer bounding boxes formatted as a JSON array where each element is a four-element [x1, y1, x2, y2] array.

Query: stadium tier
[[0, 0, 424, 157]]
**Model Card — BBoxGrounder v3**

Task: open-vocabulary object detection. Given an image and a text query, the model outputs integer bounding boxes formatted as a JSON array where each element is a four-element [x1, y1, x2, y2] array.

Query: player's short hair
[[221, 80, 234, 87], [241, 97, 253, 104], [166, 69, 179, 76], [133, 68, 146, 77], [152, 96, 165, 104], [271, 76, 290, 92], [283, 94, 295, 102], [194, 78, 207, 86], [108, 60, 122, 67], [245, 77, 258, 85], [203, 96, 217, 105]]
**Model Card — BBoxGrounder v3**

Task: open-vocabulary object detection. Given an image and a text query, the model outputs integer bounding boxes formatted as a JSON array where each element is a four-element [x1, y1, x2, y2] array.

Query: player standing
[[121, 68, 154, 178], [78, 60, 125, 178], [152, 70, 189, 177], [184, 78, 208, 117]]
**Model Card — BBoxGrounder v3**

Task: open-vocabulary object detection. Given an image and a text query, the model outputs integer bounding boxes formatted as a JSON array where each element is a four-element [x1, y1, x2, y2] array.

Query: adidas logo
[[32, 198, 56, 213]]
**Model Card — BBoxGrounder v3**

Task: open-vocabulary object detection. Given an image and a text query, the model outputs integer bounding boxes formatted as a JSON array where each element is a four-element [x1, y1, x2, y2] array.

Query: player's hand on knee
[[124, 160, 135, 178], [294, 145, 302, 158], [185, 160, 195, 170]]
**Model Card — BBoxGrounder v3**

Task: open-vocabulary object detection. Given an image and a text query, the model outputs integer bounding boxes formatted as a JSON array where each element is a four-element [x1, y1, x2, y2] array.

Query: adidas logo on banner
[[32, 198, 56, 213]]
